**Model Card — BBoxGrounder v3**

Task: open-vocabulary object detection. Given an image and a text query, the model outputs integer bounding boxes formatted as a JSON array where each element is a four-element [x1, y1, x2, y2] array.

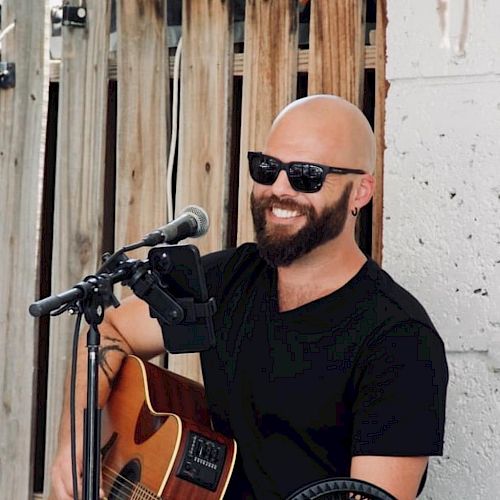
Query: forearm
[[51, 295, 163, 499], [57, 319, 131, 447], [350, 455, 428, 500]]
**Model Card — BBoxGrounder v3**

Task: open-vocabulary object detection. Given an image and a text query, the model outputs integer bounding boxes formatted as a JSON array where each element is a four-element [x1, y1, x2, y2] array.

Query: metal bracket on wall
[[0, 21, 16, 88], [62, 6, 87, 28], [0, 62, 15, 89]]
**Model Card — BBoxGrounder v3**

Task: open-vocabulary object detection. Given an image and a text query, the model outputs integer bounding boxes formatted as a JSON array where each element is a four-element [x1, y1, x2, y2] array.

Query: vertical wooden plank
[[0, 0, 50, 496], [115, 0, 169, 260], [237, 0, 299, 244], [170, 0, 234, 381], [43, 1, 110, 495], [308, 0, 366, 106], [372, 0, 388, 264]]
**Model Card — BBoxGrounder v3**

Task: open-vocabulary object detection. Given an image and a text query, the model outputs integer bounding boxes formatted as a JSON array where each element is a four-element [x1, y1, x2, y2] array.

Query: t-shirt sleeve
[[201, 247, 237, 300], [351, 320, 448, 457]]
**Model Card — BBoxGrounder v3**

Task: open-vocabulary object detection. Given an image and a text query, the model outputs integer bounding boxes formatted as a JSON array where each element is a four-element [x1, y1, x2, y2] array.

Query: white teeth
[[272, 206, 300, 219]]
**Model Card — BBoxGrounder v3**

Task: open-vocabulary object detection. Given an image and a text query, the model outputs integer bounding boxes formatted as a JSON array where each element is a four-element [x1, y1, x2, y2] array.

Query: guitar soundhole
[[108, 459, 141, 499]]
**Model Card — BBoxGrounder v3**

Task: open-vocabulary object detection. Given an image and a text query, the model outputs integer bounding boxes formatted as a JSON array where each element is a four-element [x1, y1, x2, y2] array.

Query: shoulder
[[201, 242, 260, 275], [353, 259, 447, 371], [363, 259, 437, 330], [360, 318, 447, 374], [201, 243, 265, 297], [354, 261, 448, 387]]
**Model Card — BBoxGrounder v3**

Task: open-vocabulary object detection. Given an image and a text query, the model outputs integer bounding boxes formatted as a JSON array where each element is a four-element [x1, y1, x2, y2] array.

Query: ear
[[351, 174, 375, 210]]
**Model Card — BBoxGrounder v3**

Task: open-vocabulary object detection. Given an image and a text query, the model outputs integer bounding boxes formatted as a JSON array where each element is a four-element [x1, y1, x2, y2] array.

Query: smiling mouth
[[271, 206, 303, 219]]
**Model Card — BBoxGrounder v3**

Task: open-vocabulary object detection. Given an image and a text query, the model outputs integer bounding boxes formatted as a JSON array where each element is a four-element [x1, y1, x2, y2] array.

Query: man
[[51, 95, 448, 499]]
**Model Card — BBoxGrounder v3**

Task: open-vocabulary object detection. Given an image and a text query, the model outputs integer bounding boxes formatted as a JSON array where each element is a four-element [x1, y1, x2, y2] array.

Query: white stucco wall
[[384, 0, 500, 497]]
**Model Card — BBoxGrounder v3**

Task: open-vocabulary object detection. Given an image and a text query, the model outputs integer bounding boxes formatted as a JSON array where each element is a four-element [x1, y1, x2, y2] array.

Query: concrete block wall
[[383, 0, 500, 497]]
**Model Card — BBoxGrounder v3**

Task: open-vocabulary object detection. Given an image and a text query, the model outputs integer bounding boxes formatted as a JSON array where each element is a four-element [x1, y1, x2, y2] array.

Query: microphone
[[143, 205, 209, 246]]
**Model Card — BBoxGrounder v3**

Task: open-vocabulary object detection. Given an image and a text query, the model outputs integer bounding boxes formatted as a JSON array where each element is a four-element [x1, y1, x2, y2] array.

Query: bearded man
[[51, 95, 448, 500]]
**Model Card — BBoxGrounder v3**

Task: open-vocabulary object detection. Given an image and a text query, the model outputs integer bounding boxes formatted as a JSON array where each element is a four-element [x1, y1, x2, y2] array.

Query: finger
[[100, 466, 105, 498], [72, 462, 83, 500], [50, 464, 71, 500], [50, 475, 73, 500]]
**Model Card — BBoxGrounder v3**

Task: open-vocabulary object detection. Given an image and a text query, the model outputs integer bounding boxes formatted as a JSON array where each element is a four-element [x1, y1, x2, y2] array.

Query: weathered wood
[[237, 0, 299, 244], [115, 0, 169, 266], [0, 1, 50, 497], [176, 0, 233, 258], [43, 1, 111, 496], [169, 0, 234, 382], [239, 46, 376, 76], [49, 46, 378, 82], [372, 0, 388, 264], [308, 0, 367, 106]]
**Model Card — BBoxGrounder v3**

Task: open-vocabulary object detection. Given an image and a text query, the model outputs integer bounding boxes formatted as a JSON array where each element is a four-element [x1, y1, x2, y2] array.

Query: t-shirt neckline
[[269, 257, 373, 316]]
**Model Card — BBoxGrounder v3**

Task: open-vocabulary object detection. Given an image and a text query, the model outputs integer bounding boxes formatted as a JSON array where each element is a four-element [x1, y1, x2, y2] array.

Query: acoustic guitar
[[101, 355, 237, 499]]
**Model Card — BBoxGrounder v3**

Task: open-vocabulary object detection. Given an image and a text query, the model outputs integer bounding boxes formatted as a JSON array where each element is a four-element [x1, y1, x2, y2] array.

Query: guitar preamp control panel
[[177, 431, 227, 491]]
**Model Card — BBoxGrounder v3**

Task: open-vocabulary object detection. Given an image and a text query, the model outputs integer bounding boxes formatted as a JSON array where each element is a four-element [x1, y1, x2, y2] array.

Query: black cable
[[70, 311, 83, 500]]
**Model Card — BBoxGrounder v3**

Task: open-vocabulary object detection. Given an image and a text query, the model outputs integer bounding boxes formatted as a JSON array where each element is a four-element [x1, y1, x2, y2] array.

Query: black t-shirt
[[195, 243, 448, 499]]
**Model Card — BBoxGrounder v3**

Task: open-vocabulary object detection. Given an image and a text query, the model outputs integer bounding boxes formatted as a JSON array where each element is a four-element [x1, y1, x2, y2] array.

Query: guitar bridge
[[176, 431, 227, 491]]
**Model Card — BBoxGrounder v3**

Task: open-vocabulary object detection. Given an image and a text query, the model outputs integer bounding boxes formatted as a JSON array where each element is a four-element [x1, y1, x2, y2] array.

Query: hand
[[50, 441, 106, 499], [50, 441, 82, 500]]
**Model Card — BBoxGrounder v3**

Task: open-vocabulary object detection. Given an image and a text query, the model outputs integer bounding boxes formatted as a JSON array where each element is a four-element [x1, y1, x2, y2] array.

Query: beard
[[250, 182, 353, 267]]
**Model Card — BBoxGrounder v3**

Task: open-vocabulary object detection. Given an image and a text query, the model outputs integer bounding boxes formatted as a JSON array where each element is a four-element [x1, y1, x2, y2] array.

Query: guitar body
[[101, 355, 237, 499]]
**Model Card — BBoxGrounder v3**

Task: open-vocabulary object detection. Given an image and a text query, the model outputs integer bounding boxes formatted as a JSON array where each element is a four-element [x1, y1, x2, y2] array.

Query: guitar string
[[101, 473, 140, 500], [101, 473, 136, 498], [101, 466, 136, 493], [102, 465, 159, 500], [133, 480, 150, 500], [101, 467, 161, 500], [101, 468, 157, 500], [101, 474, 157, 500], [102, 461, 159, 496]]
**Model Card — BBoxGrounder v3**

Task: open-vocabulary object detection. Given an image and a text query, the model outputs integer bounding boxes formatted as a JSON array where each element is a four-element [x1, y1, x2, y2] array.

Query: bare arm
[[50, 295, 165, 499], [350, 455, 428, 500]]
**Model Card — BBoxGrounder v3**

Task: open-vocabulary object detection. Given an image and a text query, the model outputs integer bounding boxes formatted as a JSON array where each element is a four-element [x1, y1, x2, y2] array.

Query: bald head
[[264, 95, 376, 174]]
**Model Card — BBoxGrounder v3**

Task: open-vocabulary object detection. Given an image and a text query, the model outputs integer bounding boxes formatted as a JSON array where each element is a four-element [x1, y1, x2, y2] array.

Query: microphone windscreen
[[179, 205, 209, 237]]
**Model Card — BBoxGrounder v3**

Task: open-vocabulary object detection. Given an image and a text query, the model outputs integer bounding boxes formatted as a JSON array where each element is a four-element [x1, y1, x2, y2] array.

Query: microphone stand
[[29, 244, 193, 500], [80, 281, 107, 500]]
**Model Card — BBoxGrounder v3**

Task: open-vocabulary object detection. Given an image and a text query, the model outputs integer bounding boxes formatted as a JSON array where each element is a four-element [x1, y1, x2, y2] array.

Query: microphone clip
[[125, 266, 185, 325]]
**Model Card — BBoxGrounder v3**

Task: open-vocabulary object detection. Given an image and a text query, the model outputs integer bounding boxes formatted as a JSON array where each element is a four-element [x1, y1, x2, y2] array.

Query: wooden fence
[[0, 0, 387, 497]]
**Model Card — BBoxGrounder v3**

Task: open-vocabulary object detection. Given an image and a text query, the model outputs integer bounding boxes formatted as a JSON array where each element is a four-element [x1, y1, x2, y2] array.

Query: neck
[[276, 235, 367, 311]]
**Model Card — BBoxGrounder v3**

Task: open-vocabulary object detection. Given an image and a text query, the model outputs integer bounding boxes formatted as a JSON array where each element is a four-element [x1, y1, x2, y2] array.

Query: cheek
[[305, 190, 340, 218], [321, 177, 340, 196], [252, 182, 269, 200], [320, 180, 349, 204], [305, 191, 327, 212]]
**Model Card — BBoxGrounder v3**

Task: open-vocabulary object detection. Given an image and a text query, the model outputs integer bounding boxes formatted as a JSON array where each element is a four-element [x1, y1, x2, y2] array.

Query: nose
[[270, 170, 297, 197]]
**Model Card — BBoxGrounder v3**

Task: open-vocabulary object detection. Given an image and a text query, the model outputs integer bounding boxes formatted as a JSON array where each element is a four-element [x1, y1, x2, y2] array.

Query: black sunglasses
[[248, 152, 367, 193]]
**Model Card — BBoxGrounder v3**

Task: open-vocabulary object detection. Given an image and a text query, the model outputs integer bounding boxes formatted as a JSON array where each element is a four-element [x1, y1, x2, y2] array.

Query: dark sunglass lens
[[251, 156, 279, 185], [288, 164, 308, 191], [288, 164, 323, 193]]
